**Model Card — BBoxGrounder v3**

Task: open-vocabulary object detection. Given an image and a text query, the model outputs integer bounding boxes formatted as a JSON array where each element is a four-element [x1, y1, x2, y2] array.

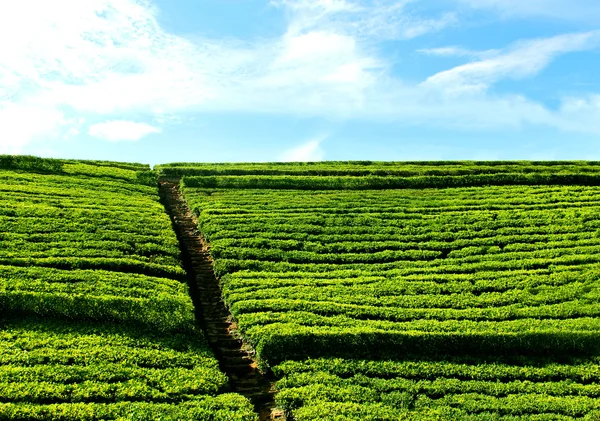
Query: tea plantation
[[0, 156, 256, 421], [157, 161, 600, 420], [4, 157, 600, 420]]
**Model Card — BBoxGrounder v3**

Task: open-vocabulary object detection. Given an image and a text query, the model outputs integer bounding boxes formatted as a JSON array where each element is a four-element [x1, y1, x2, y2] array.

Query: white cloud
[[556, 95, 600, 134], [418, 46, 499, 59], [279, 31, 355, 63], [0, 104, 64, 154], [422, 31, 600, 94], [63, 127, 80, 140], [273, 0, 456, 41], [0, 0, 219, 115], [419, 46, 471, 57], [0, 0, 388, 123], [256, 30, 381, 111], [281, 138, 326, 161], [88, 120, 160, 142]]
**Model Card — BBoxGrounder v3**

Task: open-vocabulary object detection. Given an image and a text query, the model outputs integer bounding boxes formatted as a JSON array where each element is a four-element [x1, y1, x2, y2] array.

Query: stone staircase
[[159, 181, 285, 421]]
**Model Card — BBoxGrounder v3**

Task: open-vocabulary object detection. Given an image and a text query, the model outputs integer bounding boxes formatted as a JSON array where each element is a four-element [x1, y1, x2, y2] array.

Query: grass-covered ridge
[[0, 155, 154, 185], [0, 157, 256, 421]]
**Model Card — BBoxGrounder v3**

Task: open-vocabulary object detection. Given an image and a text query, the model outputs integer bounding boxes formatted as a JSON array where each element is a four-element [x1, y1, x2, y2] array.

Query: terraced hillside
[[0, 157, 256, 421], [158, 161, 600, 420], [273, 355, 600, 420]]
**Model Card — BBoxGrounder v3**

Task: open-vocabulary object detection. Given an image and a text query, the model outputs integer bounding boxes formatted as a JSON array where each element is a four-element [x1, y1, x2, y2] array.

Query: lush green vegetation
[[181, 184, 600, 363], [0, 317, 256, 421], [7, 158, 600, 420], [0, 158, 256, 421], [166, 161, 600, 420], [0, 165, 186, 328], [157, 160, 600, 178], [273, 356, 600, 420]]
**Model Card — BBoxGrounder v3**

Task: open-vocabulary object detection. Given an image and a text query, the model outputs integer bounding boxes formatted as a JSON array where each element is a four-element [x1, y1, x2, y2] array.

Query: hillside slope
[[160, 161, 600, 420], [0, 156, 256, 421]]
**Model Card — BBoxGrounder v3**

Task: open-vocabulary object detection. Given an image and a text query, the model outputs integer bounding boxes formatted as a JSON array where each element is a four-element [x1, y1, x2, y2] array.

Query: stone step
[[198, 290, 222, 299], [199, 294, 225, 300], [234, 387, 271, 401], [198, 294, 222, 300], [203, 307, 229, 314], [213, 338, 243, 349], [222, 355, 254, 366], [197, 287, 221, 292], [198, 287, 221, 291], [240, 392, 272, 404], [198, 290, 221, 294], [226, 364, 256, 376], [206, 329, 230, 337], [218, 348, 248, 358], [205, 322, 230, 329], [204, 315, 230, 322], [198, 293, 221, 299], [202, 311, 229, 319], [205, 321, 230, 329], [234, 383, 267, 393], [200, 301, 223, 307], [269, 409, 286, 420], [203, 316, 229, 323], [234, 376, 271, 389]]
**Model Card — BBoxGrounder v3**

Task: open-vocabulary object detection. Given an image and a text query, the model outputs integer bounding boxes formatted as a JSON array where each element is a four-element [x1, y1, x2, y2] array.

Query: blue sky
[[1, 0, 600, 164]]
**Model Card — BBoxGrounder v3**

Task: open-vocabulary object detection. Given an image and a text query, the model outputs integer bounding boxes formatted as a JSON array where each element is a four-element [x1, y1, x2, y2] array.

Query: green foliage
[[0, 155, 64, 174], [159, 160, 600, 178], [182, 173, 600, 189], [0, 160, 255, 420], [178, 163, 600, 419], [181, 183, 600, 363], [0, 155, 151, 178], [0, 169, 186, 329], [136, 170, 159, 186], [0, 317, 261, 420], [0, 396, 257, 421], [273, 356, 600, 420], [0, 317, 225, 398]]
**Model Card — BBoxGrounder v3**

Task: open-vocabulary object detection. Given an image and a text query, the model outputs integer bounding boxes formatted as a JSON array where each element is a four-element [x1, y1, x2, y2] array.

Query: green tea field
[[160, 161, 600, 420], [3, 157, 600, 420], [0, 156, 256, 421]]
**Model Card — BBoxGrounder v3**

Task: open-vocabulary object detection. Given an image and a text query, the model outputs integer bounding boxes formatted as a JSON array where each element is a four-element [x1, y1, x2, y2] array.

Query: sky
[[1, 0, 600, 164]]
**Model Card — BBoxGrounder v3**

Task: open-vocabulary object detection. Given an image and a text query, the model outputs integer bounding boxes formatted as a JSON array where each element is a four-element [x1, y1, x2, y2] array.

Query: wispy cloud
[[280, 137, 326, 161], [418, 46, 499, 59], [88, 120, 160, 142], [272, 0, 456, 41], [422, 31, 600, 94]]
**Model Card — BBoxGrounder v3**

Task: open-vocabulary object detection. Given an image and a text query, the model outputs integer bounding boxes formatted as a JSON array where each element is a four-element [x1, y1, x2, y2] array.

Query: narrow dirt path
[[159, 181, 284, 421]]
